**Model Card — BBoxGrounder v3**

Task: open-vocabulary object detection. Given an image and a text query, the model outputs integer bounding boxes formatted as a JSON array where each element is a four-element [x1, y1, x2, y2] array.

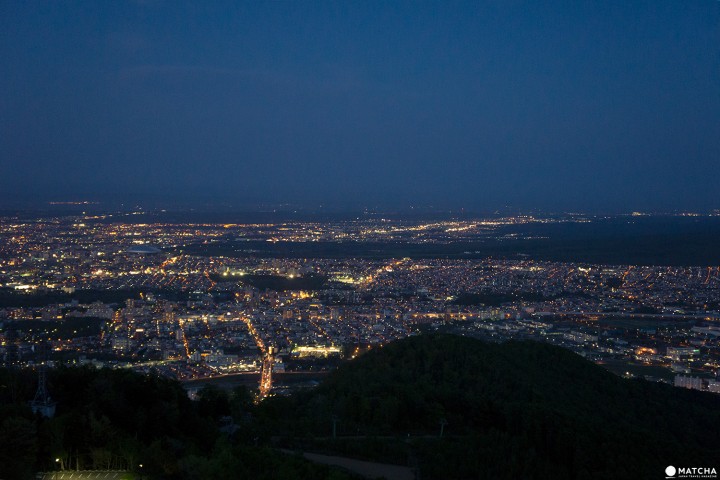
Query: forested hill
[[259, 334, 720, 479], [0, 367, 357, 480], [2, 335, 719, 479]]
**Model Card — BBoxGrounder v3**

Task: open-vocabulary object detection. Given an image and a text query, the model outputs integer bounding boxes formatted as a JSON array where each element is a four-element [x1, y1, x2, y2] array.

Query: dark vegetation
[[0, 288, 189, 309], [0, 368, 356, 480], [2, 334, 719, 479], [452, 291, 558, 306], [209, 273, 346, 291], [182, 235, 720, 266], [5, 317, 105, 339], [452, 290, 593, 306], [258, 334, 720, 479], [181, 217, 720, 266]]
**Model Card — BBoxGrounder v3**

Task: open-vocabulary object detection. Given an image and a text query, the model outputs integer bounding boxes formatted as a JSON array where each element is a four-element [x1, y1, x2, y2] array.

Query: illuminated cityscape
[[2, 211, 719, 397], [2, 1, 719, 477]]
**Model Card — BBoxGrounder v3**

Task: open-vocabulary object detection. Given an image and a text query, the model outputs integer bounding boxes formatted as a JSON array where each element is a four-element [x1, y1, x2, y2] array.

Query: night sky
[[1, 1, 719, 212]]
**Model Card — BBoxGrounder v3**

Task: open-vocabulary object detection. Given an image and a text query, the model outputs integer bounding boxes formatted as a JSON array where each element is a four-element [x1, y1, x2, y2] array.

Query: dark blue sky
[[1, 1, 719, 212]]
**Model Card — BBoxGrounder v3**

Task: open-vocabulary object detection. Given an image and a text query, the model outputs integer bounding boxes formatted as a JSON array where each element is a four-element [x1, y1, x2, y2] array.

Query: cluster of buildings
[[0, 213, 719, 394]]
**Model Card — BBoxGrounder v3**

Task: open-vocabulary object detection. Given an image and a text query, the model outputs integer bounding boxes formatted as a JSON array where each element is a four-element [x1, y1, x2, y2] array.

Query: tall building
[[674, 375, 703, 391]]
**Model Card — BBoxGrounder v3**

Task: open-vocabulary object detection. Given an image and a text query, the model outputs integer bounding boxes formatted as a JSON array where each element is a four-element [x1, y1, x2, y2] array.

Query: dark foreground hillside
[[0, 367, 356, 480], [258, 334, 720, 479], [2, 335, 719, 480]]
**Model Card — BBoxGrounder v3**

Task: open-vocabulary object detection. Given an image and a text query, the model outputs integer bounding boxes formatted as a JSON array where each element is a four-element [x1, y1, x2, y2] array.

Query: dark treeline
[[5, 317, 106, 339], [0, 367, 356, 480], [3, 335, 720, 479], [208, 273, 342, 291], [0, 288, 192, 309], [452, 291, 558, 306]]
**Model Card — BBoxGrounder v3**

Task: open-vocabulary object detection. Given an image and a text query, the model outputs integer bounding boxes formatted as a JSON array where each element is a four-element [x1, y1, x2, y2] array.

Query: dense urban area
[[1, 211, 719, 400]]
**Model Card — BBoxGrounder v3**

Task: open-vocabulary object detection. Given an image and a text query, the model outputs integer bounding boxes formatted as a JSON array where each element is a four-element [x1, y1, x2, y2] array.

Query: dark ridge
[[259, 334, 720, 479]]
